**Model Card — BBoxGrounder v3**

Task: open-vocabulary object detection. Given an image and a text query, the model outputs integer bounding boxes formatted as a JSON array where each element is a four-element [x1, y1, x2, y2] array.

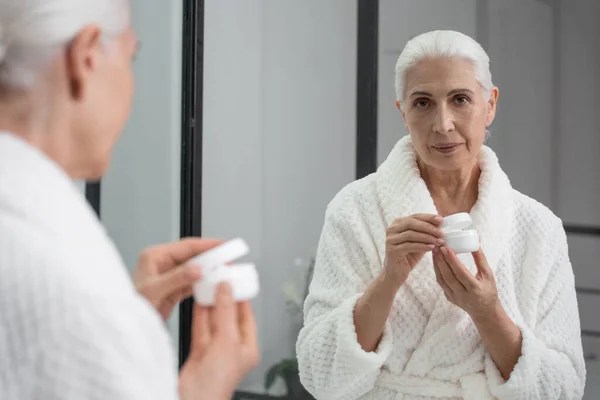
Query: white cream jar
[[441, 212, 480, 254], [190, 238, 260, 306]]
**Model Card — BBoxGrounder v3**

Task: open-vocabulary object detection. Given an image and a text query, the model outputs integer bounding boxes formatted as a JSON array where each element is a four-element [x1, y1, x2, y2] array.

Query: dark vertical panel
[[179, 0, 204, 368], [85, 181, 101, 217], [566, 224, 600, 340], [356, 0, 379, 179], [550, 0, 561, 212], [475, 0, 489, 51]]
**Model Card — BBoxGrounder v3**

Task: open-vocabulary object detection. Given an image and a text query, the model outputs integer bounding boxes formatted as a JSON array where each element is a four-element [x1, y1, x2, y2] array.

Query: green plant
[[264, 357, 314, 399], [264, 358, 298, 390], [263, 257, 316, 399]]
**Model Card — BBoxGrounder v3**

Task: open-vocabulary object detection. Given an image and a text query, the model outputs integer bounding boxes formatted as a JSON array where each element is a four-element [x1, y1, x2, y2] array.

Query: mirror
[[191, 0, 600, 398]]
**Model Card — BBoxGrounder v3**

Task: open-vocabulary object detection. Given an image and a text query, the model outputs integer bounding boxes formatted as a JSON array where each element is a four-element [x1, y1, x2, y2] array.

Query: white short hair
[[395, 30, 493, 107], [0, 0, 130, 89]]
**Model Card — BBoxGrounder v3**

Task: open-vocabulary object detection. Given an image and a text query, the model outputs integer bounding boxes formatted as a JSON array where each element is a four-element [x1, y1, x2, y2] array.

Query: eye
[[413, 98, 430, 109], [453, 95, 470, 105]]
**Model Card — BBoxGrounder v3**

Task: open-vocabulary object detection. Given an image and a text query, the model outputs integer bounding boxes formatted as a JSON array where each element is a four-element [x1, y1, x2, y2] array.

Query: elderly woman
[[297, 30, 586, 400], [0, 1, 258, 399]]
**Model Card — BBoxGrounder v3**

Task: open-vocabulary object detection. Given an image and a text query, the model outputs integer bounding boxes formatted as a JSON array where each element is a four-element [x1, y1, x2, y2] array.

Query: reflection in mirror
[[199, 0, 599, 399]]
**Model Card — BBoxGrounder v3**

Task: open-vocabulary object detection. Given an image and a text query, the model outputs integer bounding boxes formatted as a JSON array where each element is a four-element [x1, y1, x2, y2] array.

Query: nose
[[432, 104, 455, 134]]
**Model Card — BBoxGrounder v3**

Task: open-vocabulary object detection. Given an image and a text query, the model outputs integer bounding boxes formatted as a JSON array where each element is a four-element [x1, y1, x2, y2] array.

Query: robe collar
[[375, 135, 514, 315]]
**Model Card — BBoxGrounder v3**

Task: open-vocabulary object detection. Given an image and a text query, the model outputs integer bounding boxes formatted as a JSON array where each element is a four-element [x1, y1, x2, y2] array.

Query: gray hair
[[0, 0, 130, 89], [395, 30, 493, 108]]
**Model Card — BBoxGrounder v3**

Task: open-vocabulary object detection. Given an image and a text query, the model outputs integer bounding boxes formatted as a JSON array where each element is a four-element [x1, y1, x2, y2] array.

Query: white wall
[[202, 0, 357, 393], [100, 0, 182, 340]]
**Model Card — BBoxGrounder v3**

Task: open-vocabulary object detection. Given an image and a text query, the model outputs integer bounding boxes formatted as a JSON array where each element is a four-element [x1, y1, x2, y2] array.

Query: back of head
[[395, 30, 493, 107], [0, 0, 130, 90]]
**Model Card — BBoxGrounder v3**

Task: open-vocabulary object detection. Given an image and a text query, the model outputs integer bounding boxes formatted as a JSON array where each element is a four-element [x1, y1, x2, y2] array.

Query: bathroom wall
[[202, 0, 357, 393]]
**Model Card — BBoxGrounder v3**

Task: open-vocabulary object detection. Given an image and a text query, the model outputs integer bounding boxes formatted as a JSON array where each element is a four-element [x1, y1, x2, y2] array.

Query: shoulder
[[325, 173, 379, 222], [509, 190, 569, 279], [511, 190, 565, 240], [0, 211, 176, 398], [0, 208, 128, 302], [0, 207, 170, 351]]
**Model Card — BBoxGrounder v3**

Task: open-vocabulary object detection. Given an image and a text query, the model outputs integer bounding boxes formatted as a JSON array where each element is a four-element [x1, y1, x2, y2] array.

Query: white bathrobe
[[297, 135, 586, 400], [0, 133, 179, 399]]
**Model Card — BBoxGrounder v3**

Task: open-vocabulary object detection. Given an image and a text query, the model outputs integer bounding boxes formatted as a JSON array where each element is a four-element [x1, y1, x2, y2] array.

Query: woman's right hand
[[383, 213, 445, 285], [178, 283, 260, 400]]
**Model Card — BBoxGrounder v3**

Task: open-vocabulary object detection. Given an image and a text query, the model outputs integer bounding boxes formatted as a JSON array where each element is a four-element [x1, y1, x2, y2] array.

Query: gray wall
[[202, 0, 357, 393], [485, 0, 554, 208], [556, 0, 600, 392], [100, 0, 183, 341]]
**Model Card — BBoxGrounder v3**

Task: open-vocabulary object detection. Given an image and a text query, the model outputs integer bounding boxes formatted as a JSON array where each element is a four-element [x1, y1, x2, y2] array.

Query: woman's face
[[399, 57, 498, 171]]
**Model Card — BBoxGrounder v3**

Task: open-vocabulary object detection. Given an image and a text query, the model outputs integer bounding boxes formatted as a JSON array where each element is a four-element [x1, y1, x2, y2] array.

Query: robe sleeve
[[485, 220, 586, 400], [296, 203, 394, 400], [32, 291, 180, 400]]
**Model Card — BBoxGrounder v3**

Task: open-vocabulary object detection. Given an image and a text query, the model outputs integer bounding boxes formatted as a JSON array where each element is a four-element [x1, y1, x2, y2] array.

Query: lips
[[432, 143, 462, 149]]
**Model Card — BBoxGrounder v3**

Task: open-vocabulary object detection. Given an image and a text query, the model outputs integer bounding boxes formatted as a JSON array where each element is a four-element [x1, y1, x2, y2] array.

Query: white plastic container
[[189, 238, 260, 306], [441, 212, 480, 254]]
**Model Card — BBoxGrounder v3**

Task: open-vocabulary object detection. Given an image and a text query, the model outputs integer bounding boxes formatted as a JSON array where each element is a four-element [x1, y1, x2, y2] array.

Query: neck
[[0, 88, 77, 178], [418, 158, 481, 216]]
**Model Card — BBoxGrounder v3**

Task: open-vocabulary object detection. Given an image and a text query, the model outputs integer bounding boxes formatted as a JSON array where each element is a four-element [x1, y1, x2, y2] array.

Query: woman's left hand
[[133, 238, 223, 320], [432, 246, 499, 319]]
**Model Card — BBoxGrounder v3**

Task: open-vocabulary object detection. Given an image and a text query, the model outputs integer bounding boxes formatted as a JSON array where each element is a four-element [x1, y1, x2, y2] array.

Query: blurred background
[[89, 0, 600, 399]]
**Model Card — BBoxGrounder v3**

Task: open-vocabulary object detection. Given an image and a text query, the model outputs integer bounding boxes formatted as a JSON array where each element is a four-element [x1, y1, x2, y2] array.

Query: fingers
[[388, 216, 445, 239], [209, 282, 238, 339], [386, 230, 445, 246], [411, 213, 444, 225], [147, 238, 224, 273], [190, 303, 211, 358], [237, 301, 260, 368], [472, 248, 492, 279], [433, 258, 452, 294], [440, 247, 478, 290], [161, 285, 195, 316], [237, 301, 258, 346], [151, 263, 202, 301], [433, 247, 465, 292], [393, 242, 436, 253], [179, 286, 194, 301]]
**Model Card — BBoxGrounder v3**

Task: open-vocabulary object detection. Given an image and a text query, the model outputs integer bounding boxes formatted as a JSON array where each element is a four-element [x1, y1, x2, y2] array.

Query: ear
[[65, 25, 104, 101], [396, 99, 409, 131], [485, 87, 499, 127]]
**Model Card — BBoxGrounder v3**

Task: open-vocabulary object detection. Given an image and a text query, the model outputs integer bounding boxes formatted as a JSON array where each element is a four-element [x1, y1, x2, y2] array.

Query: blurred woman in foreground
[[0, 1, 258, 399]]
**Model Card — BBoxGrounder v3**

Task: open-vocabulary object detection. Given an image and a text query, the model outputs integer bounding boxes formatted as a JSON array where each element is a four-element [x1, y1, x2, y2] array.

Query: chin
[[423, 154, 472, 172], [76, 154, 111, 181], [431, 159, 464, 171], [424, 145, 478, 170]]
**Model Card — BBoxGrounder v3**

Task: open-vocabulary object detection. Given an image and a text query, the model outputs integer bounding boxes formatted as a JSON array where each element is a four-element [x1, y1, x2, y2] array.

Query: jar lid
[[441, 212, 473, 232], [190, 238, 249, 274]]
